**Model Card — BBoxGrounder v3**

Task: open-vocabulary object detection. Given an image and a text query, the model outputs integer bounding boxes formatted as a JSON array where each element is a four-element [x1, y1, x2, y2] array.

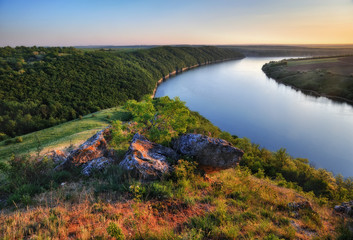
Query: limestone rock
[[288, 201, 313, 211], [67, 128, 109, 166], [44, 150, 67, 164], [119, 133, 178, 179], [81, 157, 113, 176], [334, 201, 353, 216], [173, 134, 244, 169], [56, 127, 113, 174]]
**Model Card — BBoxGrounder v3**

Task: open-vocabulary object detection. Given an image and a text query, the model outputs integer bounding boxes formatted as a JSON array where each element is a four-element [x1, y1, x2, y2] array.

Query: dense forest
[[0, 46, 243, 139]]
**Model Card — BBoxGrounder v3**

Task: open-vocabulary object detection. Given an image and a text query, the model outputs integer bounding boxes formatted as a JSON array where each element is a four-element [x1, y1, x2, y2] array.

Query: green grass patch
[[0, 107, 130, 162]]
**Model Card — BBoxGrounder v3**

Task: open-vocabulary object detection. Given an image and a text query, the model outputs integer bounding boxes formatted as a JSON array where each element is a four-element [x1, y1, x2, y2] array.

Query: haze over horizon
[[1, 0, 353, 47]]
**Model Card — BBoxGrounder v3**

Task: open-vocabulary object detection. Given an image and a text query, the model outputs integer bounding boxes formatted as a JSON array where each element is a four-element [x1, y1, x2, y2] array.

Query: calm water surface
[[155, 57, 353, 177]]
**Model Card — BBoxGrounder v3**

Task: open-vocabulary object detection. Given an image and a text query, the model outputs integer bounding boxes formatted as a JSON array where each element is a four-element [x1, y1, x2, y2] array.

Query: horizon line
[[2, 43, 353, 48]]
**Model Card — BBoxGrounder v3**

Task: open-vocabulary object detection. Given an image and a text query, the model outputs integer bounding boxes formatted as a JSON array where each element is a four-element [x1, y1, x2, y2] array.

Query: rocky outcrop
[[53, 130, 244, 177], [119, 133, 178, 179], [66, 128, 110, 166], [334, 201, 353, 216], [55, 127, 114, 175], [44, 150, 67, 164], [172, 134, 244, 169]]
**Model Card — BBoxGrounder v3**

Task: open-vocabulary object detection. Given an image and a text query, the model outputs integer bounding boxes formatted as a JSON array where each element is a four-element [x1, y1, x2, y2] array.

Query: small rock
[[119, 133, 178, 179], [334, 201, 353, 217], [173, 134, 244, 169], [334, 205, 343, 212], [288, 201, 312, 211]]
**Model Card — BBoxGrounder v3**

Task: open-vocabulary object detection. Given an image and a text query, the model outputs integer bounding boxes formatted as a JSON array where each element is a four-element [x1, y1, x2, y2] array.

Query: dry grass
[[0, 168, 344, 239], [1, 197, 212, 239]]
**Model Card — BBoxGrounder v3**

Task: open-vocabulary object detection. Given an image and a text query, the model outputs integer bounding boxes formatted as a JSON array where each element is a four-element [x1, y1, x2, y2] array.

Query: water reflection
[[155, 57, 353, 177]]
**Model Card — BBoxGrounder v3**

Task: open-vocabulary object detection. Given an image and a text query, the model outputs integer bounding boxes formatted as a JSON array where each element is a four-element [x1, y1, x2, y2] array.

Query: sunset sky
[[0, 0, 353, 46]]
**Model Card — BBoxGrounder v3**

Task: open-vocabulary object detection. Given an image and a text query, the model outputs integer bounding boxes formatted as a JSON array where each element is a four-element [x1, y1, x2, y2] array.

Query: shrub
[[129, 183, 144, 202], [0, 155, 73, 205], [52, 170, 72, 183], [264, 234, 284, 240], [0, 132, 8, 141], [172, 159, 197, 181], [107, 222, 125, 240], [145, 181, 173, 200], [255, 168, 265, 178], [121, 96, 196, 144], [226, 190, 248, 202], [3, 155, 54, 187]]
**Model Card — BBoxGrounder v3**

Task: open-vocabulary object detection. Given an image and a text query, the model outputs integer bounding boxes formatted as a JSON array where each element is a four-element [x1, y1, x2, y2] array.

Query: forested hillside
[[0, 46, 243, 138]]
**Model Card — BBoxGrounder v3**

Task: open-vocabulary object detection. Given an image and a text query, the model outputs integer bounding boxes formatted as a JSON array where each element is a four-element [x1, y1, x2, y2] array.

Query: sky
[[0, 0, 353, 46]]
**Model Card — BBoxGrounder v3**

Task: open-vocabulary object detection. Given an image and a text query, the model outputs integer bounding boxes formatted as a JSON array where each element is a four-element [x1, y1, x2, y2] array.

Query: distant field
[[0, 107, 130, 162], [223, 45, 353, 57], [262, 55, 353, 104], [287, 56, 353, 75]]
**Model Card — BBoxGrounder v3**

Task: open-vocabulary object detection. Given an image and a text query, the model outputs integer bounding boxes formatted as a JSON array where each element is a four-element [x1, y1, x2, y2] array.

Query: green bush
[[172, 159, 198, 181], [129, 183, 144, 202], [264, 234, 284, 240], [106, 222, 125, 240], [122, 96, 197, 144], [0, 132, 8, 141], [144, 181, 173, 200], [0, 154, 79, 205], [226, 190, 248, 202], [52, 170, 72, 183]]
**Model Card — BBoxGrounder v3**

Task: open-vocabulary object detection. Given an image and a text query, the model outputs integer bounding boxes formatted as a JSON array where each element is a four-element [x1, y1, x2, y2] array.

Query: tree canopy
[[0, 46, 243, 138]]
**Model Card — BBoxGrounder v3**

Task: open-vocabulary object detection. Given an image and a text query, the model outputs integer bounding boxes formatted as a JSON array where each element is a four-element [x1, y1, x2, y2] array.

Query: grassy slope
[[0, 99, 351, 239], [0, 107, 130, 161], [262, 56, 353, 104], [0, 168, 343, 239]]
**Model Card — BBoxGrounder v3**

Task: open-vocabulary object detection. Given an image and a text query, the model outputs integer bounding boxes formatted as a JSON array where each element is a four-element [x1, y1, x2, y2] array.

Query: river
[[155, 57, 353, 177]]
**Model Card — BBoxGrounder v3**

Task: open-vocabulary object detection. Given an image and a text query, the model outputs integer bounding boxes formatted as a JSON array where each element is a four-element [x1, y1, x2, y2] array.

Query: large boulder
[[173, 134, 244, 169], [66, 128, 110, 166], [56, 127, 114, 174], [119, 133, 178, 179]]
